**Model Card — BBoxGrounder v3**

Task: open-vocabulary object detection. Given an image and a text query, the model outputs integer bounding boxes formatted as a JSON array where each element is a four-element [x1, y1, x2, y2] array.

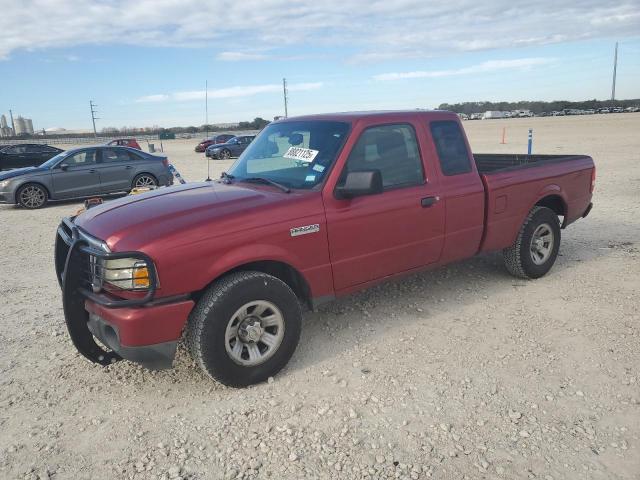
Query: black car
[[0, 144, 64, 170]]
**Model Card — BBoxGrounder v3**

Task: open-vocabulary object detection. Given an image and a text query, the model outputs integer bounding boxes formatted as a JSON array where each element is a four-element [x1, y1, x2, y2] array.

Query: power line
[[89, 100, 99, 138]]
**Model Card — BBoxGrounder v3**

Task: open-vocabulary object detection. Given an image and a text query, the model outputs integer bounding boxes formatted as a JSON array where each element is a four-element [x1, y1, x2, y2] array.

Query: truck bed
[[474, 154, 588, 174], [476, 153, 595, 254]]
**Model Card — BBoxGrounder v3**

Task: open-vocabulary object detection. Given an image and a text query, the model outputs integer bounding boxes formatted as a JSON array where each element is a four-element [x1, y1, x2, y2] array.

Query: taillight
[[590, 166, 596, 193], [162, 158, 169, 167]]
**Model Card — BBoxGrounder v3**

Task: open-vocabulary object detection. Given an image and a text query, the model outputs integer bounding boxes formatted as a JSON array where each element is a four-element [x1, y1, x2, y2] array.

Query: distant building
[[13, 115, 35, 135], [15, 116, 27, 135], [0, 114, 11, 137]]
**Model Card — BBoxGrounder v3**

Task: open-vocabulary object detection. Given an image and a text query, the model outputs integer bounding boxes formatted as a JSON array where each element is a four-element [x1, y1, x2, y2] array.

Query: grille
[[55, 217, 157, 307]]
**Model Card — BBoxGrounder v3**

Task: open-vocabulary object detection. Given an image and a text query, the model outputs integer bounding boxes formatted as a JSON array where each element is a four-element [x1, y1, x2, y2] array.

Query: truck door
[[426, 120, 485, 263], [323, 122, 445, 291]]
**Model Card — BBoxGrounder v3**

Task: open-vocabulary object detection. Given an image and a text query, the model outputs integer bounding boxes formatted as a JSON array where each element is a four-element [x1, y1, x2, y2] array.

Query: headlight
[[0, 180, 10, 188], [102, 258, 151, 290]]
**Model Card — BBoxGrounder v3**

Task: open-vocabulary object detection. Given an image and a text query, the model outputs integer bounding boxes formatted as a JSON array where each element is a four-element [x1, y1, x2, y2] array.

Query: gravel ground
[[0, 114, 639, 480]]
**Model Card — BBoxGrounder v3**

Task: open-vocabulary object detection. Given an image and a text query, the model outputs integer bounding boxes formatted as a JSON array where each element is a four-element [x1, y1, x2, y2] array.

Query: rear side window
[[102, 148, 135, 163], [430, 121, 472, 175], [342, 124, 423, 189]]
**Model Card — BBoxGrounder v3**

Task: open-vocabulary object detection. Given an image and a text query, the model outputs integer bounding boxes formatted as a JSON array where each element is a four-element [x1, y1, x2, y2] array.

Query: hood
[[74, 181, 316, 252], [0, 166, 48, 180]]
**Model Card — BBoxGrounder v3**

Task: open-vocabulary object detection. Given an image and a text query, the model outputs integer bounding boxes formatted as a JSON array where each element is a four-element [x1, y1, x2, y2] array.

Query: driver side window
[[340, 124, 424, 189], [61, 149, 97, 168]]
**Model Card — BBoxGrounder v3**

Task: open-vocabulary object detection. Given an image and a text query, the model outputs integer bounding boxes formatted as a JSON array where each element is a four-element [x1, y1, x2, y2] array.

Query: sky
[[0, 0, 639, 130]]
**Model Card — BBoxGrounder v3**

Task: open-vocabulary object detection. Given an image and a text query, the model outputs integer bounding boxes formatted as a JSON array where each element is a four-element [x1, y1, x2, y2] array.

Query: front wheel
[[17, 183, 48, 209], [218, 149, 231, 160], [186, 271, 302, 387], [503, 206, 561, 279]]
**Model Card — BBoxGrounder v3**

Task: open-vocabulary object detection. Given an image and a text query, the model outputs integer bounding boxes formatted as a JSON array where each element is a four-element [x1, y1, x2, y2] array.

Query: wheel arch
[[15, 181, 51, 203], [534, 193, 568, 226], [195, 259, 313, 309], [132, 172, 158, 185]]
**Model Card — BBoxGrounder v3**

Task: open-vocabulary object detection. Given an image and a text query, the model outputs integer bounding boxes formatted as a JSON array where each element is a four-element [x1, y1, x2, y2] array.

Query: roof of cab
[[277, 110, 459, 123]]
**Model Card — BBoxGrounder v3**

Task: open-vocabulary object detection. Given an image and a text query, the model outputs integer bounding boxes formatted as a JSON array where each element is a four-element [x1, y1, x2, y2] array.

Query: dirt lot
[[1, 114, 639, 480]]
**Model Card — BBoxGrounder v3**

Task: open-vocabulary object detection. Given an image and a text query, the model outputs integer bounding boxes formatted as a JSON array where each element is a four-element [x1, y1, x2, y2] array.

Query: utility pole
[[282, 78, 288, 118], [611, 42, 618, 102], [9, 109, 15, 136], [89, 100, 99, 138]]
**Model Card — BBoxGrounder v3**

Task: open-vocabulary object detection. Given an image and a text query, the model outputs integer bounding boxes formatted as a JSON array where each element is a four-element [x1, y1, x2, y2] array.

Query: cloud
[[374, 58, 554, 81], [135, 82, 323, 103], [1, 1, 638, 61], [135, 94, 170, 103], [216, 51, 270, 61]]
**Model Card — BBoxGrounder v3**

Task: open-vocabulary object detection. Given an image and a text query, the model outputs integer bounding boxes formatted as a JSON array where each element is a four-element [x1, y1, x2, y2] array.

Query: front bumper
[[55, 217, 194, 370], [85, 298, 193, 369], [0, 186, 17, 204]]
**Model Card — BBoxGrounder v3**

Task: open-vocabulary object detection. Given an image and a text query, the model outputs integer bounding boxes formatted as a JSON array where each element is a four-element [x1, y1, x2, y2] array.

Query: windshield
[[40, 151, 68, 168], [227, 120, 350, 190]]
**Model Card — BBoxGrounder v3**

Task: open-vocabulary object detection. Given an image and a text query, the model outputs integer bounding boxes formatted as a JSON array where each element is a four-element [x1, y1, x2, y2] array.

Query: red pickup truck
[[55, 111, 595, 387]]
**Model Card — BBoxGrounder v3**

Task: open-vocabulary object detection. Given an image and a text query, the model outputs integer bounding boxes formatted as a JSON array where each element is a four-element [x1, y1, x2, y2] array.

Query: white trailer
[[483, 111, 505, 119]]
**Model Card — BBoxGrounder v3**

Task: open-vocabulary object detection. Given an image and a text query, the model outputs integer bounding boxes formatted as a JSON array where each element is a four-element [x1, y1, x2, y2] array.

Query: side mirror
[[335, 170, 383, 199], [59, 164, 69, 171]]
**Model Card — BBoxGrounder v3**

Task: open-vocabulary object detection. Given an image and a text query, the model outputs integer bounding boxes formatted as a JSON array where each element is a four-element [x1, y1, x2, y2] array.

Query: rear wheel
[[17, 183, 48, 209], [186, 271, 302, 387], [503, 206, 561, 279], [132, 173, 158, 189]]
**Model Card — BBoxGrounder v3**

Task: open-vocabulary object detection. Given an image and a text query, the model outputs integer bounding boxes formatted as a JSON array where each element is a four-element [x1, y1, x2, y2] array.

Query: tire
[[218, 149, 231, 160], [17, 183, 48, 209], [132, 173, 158, 189], [503, 206, 561, 279], [186, 271, 302, 387]]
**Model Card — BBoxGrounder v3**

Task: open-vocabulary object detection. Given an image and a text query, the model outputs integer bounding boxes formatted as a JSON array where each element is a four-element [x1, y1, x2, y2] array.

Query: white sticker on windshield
[[312, 164, 325, 173], [305, 175, 316, 182], [284, 146, 319, 163]]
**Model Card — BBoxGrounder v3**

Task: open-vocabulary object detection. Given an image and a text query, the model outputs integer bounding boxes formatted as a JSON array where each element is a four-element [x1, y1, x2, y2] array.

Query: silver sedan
[[0, 146, 173, 209]]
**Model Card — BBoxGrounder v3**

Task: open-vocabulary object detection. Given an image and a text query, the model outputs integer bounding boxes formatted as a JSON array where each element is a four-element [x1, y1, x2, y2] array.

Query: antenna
[[611, 42, 618, 102], [89, 100, 99, 138], [205, 80, 212, 182], [205, 79, 209, 138], [283, 78, 288, 118]]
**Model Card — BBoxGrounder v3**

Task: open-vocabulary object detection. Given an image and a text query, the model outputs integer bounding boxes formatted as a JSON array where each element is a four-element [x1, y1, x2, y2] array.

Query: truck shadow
[[283, 228, 634, 376]]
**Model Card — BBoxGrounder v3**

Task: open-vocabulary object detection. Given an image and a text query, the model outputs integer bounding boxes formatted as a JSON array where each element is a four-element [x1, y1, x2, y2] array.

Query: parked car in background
[[0, 146, 172, 209], [0, 144, 64, 170], [206, 135, 255, 159], [106, 138, 142, 150], [195, 134, 236, 152]]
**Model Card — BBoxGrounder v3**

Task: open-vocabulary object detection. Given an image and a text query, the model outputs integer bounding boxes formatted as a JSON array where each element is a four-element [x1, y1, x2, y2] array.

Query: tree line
[[437, 99, 640, 114]]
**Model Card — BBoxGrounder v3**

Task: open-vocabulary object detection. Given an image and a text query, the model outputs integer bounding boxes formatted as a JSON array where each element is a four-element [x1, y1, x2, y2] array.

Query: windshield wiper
[[220, 171, 235, 184], [238, 177, 291, 193]]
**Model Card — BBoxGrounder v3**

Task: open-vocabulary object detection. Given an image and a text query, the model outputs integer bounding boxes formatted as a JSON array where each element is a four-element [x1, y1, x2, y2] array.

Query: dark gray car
[[0, 146, 173, 209]]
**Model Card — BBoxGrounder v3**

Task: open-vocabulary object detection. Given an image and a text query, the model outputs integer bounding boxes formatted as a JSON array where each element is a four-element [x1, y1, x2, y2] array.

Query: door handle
[[421, 196, 440, 207], [89, 169, 97, 173], [125, 165, 133, 169]]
